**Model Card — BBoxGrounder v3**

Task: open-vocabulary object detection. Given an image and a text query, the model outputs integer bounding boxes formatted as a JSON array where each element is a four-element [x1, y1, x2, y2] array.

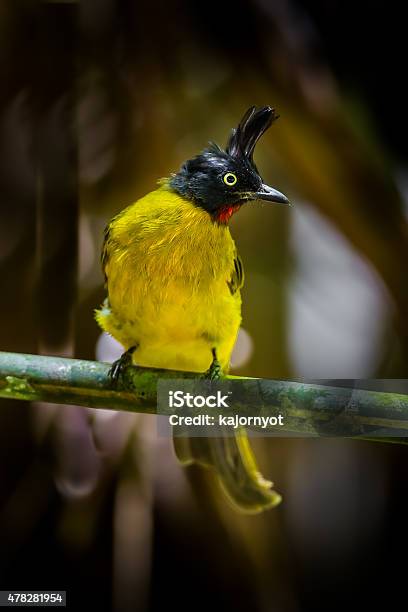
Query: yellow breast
[[96, 185, 242, 372]]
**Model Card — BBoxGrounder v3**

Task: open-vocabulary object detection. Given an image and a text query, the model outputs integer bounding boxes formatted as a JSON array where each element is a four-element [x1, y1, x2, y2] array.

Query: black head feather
[[169, 106, 283, 219], [226, 106, 279, 165]]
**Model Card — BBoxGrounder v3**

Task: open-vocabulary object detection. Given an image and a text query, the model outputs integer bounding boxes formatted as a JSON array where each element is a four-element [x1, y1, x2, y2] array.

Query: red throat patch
[[216, 204, 241, 224]]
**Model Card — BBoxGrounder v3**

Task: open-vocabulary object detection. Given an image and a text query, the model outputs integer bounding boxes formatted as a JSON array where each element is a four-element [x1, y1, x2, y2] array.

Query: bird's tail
[[173, 427, 281, 513]]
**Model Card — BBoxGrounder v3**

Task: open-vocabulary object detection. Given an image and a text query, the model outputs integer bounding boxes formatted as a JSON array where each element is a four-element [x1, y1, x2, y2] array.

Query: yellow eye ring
[[223, 172, 238, 187]]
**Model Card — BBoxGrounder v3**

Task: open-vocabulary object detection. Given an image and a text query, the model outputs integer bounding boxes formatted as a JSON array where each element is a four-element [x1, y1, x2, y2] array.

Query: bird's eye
[[223, 172, 238, 187]]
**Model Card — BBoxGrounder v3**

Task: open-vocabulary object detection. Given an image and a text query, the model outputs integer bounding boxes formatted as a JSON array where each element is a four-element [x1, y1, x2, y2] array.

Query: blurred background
[[1, 0, 407, 610]]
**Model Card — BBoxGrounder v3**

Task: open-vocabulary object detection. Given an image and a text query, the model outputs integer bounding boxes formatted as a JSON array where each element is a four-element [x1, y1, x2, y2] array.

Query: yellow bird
[[96, 106, 289, 512]]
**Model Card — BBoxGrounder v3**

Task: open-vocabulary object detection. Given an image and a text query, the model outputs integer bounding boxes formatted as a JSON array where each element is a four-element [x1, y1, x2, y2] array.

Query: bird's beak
[[254, 183, 290, 205]]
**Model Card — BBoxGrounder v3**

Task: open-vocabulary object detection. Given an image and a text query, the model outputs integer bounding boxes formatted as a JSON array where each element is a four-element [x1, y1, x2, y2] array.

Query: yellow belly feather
[[96, 185, 242, 372]]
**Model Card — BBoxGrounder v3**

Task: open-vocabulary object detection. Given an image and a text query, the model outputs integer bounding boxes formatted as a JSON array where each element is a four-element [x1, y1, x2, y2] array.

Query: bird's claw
[[204, 348, 223, 380], [108, 345, 137, 386]]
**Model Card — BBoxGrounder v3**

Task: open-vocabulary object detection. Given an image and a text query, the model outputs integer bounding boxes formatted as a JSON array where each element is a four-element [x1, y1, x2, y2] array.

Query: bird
[[96, 105, 289, 512]]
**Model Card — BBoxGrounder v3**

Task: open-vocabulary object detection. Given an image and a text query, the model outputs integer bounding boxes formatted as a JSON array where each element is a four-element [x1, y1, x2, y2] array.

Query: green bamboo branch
[[0, 351, 407, 443]]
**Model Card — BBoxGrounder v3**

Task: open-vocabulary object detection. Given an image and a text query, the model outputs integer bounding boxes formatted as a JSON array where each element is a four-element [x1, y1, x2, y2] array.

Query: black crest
[[226, 106, 279, 166]]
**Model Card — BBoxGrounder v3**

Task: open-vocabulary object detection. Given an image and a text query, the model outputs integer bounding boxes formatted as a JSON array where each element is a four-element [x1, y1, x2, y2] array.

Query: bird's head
[[169, 106, 289, 223]]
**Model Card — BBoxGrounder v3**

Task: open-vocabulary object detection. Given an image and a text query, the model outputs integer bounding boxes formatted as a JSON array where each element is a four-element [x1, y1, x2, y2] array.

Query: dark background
[[0, 1, 407, 611]]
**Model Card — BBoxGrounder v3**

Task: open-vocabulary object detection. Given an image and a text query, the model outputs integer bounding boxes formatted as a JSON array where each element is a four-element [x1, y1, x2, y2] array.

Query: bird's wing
[[101, 221, 112, 286], [101, 210, 124, 285], [101, 204, 136, 286], [227, 252, 245, 295]]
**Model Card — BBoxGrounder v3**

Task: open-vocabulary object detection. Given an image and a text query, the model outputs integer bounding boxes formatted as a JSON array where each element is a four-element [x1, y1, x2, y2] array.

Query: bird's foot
[[204, 348, 223, 381], [108, 345, 138, 386]]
